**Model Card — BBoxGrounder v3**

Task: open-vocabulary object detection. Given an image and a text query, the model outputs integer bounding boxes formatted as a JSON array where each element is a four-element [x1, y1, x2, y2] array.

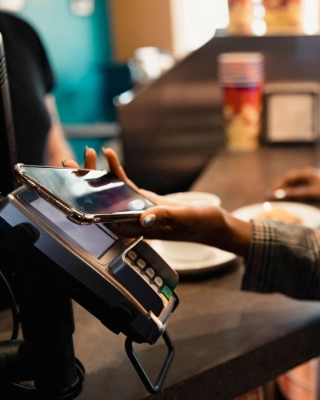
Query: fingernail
[[274, 189, 286, 199], [141, 214, 156, 227], [61, 159, 66, 167]]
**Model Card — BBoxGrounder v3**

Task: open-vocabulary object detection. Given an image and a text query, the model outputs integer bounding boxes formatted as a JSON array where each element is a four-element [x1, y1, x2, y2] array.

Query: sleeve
[[9, 13, 55, 93], [241, 219, 320, 300], [33, 30, 55, 93]]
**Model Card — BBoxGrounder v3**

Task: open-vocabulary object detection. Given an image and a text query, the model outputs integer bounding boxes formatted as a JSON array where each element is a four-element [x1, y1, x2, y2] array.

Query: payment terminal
[[0, 186, 179, 397]]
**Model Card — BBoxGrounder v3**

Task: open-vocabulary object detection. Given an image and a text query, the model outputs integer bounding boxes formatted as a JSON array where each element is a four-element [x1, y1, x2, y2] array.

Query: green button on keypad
[[161, 285, 172, 300]]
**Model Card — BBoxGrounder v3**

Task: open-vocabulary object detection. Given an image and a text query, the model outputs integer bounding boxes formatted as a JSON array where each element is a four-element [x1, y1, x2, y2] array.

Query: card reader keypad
[[108, 240, 178, 316], [125, 250, 172, 307]]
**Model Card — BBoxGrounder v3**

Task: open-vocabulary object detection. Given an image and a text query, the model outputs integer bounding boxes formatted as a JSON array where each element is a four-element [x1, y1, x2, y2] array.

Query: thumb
[[140, 205, 196, 235], [140, 206, 175, 228]]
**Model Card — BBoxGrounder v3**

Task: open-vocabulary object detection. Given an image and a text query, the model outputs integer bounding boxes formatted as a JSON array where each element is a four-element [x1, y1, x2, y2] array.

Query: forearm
[[45, 122, 74, 166], [242, 220, 320, 300], [216, 210, 252, 257], [44, 94, 75, 166], [194, 208, 252, 257]]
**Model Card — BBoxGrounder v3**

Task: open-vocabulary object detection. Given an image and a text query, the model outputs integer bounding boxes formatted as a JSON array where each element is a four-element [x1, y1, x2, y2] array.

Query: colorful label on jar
[[222, 85, 263, 151]]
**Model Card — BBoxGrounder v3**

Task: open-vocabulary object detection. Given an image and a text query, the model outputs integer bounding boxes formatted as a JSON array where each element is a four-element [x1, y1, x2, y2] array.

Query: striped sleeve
[[241, 219, 320, 300]]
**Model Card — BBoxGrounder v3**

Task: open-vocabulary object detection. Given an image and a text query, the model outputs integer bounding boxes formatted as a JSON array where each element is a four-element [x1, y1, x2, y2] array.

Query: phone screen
[[19, 166, 154, 216]]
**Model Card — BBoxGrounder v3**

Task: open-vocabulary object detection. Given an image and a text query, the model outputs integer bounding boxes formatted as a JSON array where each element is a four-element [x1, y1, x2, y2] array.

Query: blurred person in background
[[0, 10, 74, 308], [0, 10, 74, 197]]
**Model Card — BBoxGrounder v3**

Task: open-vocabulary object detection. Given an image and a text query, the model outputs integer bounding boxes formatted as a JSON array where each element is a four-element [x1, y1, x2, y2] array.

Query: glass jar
[[227, 0, 254, 35], [262, 0, 304, 34]]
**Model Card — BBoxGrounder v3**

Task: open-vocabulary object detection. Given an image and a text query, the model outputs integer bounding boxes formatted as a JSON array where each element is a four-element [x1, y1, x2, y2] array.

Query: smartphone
[[13, 163, 156, 225]]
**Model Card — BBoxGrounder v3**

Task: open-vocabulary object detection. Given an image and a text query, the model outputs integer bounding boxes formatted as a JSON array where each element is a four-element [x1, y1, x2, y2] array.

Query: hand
[[63, 147, 252, 257], [112, 201, 252, 258], [62, 146, 188, 206], [63, 147, 139, 191], [268, 167, 320, 201]]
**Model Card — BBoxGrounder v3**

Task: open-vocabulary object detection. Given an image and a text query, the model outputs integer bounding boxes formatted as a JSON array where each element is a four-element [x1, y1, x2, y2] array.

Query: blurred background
[[2, 3, 320, 398], [0, 0, 230, 169], [1, 0, 320, 192]]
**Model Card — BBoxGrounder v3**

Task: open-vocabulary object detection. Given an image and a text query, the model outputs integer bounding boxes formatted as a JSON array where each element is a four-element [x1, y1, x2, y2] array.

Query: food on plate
[[256, 207, 302, 224]]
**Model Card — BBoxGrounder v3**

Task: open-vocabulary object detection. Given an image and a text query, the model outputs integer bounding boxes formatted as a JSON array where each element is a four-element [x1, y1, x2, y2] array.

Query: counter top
[[192, 145, 320, 212], [2, 145, 320, 399]]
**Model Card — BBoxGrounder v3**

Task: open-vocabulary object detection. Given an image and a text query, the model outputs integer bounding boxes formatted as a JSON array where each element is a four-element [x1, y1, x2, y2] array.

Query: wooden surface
[[191, 145, 320, 212], [2, 146, 320, 399]]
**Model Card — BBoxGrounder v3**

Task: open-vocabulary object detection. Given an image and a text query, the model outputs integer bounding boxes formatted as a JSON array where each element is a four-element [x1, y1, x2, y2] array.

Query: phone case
[[13, 163, 150, 225]]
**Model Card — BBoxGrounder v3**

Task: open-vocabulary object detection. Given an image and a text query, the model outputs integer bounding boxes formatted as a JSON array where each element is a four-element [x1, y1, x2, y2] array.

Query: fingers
[[62, 147, 97, 169], [114, 206, 187, 240], [63, 159, 80, 168], [272, 167, 319, 190], [272, 172, 305, 192], [275, 186, 320, 200], [84, 147, 97, 169], [139, 189, 184, 207], [140, 207, 177, 231], [111, 205, 192, 241], [64, 146, 127, 176], [138, 204, 217, 241], [102, 147, 127, 181], [102, 147, 142, 192], [268, 167, 320, 200], [62, 146, 169, 207]]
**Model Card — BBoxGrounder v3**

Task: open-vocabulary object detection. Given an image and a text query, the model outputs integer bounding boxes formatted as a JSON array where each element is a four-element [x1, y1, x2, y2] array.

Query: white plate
[[150, 240, 237, 276], [232, 201, 320, 228], [164, 191, 221, 206]]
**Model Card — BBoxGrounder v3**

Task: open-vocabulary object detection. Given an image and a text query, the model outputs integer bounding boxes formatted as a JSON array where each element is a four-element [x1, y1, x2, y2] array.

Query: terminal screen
[[29, 195, 116, 259]]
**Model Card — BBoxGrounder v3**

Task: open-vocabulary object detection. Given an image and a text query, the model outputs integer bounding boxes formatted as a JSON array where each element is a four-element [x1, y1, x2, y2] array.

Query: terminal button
[[127, 250, 137, 261], [161, 285, 172, 300], [136, 258, 146, 269], [145, 267, 155, 279], [153, 276, 163, 288]]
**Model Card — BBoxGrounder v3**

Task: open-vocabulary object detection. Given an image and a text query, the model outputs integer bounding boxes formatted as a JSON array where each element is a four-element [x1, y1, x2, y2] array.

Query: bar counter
[[2, 145, 320, 399]]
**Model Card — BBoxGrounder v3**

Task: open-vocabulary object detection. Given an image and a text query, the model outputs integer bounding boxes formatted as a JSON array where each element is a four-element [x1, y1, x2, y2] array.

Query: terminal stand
[[0, 223, 85, 399], [0, 220, 176, 397]]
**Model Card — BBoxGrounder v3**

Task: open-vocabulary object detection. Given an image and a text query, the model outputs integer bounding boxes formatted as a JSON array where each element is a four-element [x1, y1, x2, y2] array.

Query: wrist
[[219, 210, 252, 257], [197, 207, 252, 257]]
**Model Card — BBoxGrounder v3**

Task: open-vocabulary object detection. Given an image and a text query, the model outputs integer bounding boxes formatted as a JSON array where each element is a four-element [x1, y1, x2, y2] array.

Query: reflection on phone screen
[[20, 166, 154, 215]]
